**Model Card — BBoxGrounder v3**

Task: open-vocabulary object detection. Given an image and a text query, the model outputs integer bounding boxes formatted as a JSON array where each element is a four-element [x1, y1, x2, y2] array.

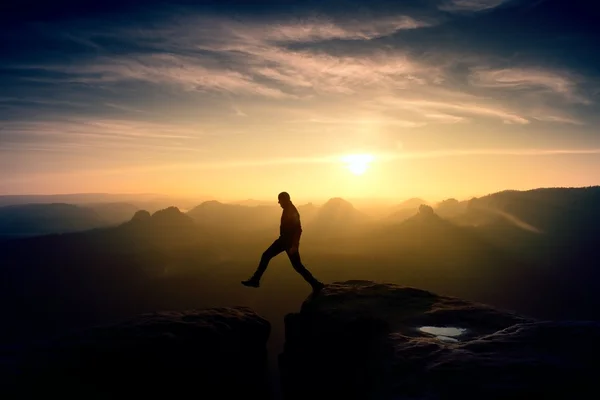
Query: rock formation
[[280, 280, 599, 399], [130, 209, 151, 223], [3, 281, 599, 400], [418, 203, 435, 216], [2, 306, 271, 399]]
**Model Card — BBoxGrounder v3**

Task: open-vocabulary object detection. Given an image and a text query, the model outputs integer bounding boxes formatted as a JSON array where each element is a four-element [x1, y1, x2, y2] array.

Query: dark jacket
[[280, 203, 302, 242]]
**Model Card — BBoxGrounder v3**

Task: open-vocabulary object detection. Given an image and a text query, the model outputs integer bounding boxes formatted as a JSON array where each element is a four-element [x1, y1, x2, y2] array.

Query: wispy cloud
[[251, 49, 438, 95], [4, 7, 594, 136], [420, 113, 467, 124], [375, 96, 530, 124], [26, 54, 294, 99], [104, 103, 150, 114], [531, 115, 584, 125], [231, 104, 247, 117], [439, 0, 512, 12], [288, 116, 427, 128], [18, 14, 438, 100], [0, 119, 208, 155], [469, 67, 590, 104], [383, 148, 600, 160], [256, 16, 431, 42]]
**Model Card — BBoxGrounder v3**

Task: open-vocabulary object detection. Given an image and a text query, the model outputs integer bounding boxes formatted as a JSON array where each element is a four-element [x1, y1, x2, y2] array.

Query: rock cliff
[[2, 306, 271, 398], [280, 280, 598, 399]]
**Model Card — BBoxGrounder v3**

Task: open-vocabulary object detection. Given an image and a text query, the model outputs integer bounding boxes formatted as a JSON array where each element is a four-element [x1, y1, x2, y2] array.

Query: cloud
[[24, 54, 295, 99], [251, 49, 439, 95], [288, 116, 427, 128], [0, 119, 208, 154], [4, 7, 594, 131], [384, 148, 600, 160], [104, 103, 149, 114], [375, 96, 530, 124], [439, 0, 512, 12], [469, 67, 590, 104], [257, 15, 431, 43], [48, 49, 432, 98], [231, 104, 247, 117], [161, 15, 439, 96], [420, 113, 467, 124], [531, 115, 584, 125], [16, 13, 438, 100]]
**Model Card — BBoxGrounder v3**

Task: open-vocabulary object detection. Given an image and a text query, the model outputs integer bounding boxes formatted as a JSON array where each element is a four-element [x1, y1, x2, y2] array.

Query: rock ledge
[[280, 280, 599, 399]]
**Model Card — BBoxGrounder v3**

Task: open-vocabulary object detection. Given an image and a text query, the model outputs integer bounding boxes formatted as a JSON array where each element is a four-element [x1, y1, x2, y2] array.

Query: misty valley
[[1, 187, 599, 398]]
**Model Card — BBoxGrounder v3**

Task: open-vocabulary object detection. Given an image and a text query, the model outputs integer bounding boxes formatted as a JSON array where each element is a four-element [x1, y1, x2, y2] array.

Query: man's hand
[[288, 230, 301, 254]]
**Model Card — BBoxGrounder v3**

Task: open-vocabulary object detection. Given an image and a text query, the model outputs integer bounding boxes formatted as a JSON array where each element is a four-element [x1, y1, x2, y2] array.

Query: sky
[[1, 0, 599, 203]]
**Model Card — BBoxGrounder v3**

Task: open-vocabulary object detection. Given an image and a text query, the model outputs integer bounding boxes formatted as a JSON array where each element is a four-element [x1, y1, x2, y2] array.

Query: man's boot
[[241, 277, 260, 288], [311, 280, 325, 293]]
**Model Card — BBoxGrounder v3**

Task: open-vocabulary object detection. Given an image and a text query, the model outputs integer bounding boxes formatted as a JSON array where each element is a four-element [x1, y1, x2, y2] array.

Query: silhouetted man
[[242, 192, 325, 292]]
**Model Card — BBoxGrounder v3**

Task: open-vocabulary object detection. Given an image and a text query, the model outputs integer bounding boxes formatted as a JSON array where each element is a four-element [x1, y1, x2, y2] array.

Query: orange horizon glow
[[2, 5, 600, 201], [3, 147, 599, 204]]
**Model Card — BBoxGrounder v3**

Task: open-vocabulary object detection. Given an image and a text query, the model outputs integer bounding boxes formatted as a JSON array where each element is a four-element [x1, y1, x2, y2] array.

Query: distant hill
[[0, 202, 141, 238], [0, 193, 210, 214], [187, 200, 280, 232], [456, 186, 600, 234], [0, 194, 127, 207], [387, 198, 429, 223], [119, 206, 200, 248], [434, 198, 467, 216], [0, 193, 158, 207], [0, 203, 106, 238], [392, 197, 429, 211], [81, 203, 139, 226], [296, 202, 319, 225], [1, 187, 600, 351], [305, 197, 371, 236], [371, 204, 481, 251]]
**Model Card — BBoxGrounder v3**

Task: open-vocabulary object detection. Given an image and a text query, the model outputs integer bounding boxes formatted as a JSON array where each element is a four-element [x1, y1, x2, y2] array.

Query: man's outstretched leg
[[287, 250, 325, 292], [242, 239, 285, 288]]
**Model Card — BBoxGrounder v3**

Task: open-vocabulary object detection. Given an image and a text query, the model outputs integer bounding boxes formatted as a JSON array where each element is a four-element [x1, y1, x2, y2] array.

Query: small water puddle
[[418, 326, 467, 342]]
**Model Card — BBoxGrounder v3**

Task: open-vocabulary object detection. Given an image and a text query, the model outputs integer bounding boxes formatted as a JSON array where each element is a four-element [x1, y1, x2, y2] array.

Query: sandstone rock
[[280, 280, 599, 399], [2, 306, 271, 398]]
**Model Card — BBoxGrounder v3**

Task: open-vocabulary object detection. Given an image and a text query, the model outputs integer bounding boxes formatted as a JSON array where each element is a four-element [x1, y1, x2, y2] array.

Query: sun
[[341, 154, 374, 176]]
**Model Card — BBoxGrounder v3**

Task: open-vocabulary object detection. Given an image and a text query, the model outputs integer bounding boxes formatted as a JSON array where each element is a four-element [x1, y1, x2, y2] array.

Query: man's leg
[[242, 239, 286, 287], [286, 249, 325, 291]]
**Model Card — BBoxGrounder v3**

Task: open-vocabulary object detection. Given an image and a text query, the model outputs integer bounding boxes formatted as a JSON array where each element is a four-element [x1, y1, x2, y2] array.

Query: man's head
[[278, 191, 291, 208]]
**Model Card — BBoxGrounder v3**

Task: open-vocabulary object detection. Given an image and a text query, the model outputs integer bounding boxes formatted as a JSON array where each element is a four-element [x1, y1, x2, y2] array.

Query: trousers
[[251, 237, 319, 285]]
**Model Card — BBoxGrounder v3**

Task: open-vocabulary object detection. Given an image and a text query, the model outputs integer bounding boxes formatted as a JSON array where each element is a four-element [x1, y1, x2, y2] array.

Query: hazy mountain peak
[[322, 197, 355, 209], [418, 204, 435, 215], [0, 202, 104, 237], [148, 206, 194, 226], [399, 197, 428, 208], [131, 210, 151, 222], [199, 200, 225, 207], [152, 206, 184, 216]]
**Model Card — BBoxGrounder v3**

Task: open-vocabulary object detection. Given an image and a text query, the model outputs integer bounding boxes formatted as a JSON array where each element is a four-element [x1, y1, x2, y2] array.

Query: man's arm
[[282, 209, 302, 253], [289, 230, 301, 253]]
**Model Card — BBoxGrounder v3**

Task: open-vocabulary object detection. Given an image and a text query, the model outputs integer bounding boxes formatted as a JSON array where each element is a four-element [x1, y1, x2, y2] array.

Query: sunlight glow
[[341, 154, 375, 175]]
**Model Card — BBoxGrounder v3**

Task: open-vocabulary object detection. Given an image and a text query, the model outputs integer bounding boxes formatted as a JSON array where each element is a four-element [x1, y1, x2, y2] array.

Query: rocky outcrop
[[130, 209, 151, 223], [418, 203, 434, 216], [119, 206, 198, 247], [309, 198, 370, 228], [150, 206, 194, 227], [280, 280, 599, 399], [124, 207, 193, 228], [2, 307, 271, 399]]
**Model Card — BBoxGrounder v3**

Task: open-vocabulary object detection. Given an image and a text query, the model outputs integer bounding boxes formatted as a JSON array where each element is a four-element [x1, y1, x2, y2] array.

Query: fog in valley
[[1, 187, 598, 365]]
